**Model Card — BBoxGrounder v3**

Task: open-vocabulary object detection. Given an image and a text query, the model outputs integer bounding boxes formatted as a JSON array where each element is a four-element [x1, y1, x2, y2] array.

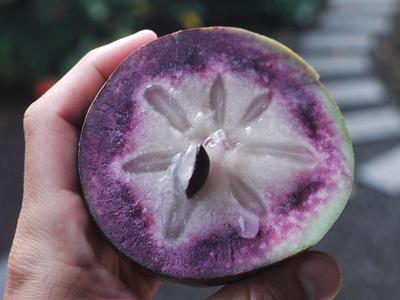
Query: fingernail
[[298, 255, 342, 300]]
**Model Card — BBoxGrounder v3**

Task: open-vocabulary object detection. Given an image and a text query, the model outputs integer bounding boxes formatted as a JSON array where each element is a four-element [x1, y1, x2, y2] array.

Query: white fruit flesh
[[112, 69, 345, 245]]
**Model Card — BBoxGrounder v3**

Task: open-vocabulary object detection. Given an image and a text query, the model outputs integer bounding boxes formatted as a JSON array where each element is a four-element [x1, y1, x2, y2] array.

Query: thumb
[[207, 251, 342, 300]]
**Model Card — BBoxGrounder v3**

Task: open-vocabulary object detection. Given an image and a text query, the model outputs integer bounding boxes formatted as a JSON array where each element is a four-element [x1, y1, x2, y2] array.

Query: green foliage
[[0, 0, 321, 87], [259, 0, 321, 25]]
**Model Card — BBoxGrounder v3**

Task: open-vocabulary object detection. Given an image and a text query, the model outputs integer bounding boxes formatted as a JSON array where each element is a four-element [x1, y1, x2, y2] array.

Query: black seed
[[186, 145, 210, 198]]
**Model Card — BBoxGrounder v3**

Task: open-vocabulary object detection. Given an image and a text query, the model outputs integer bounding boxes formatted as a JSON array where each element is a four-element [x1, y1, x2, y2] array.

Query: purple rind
[[279, 181, 324, 214], [104, 233, 315, 287], [78, 27, 349, 281], [101, 227, 310, 286]]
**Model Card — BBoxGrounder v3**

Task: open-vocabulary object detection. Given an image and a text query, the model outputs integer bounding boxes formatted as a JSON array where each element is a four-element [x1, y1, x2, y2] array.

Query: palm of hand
[[6, 31, 159, 300]]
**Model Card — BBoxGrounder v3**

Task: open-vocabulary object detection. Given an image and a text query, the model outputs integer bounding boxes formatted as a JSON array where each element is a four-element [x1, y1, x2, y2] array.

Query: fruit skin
[[78, 27, 354, 283]]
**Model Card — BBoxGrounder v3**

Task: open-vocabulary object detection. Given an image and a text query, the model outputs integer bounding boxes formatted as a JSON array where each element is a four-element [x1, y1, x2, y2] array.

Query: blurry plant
[[260, 0, 320, 25], [180, 10, 203, 29], [0, 0, 321, 92]]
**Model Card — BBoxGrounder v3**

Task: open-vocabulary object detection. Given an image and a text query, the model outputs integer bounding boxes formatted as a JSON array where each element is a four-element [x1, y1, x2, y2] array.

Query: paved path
[[1, 0, 400, 298], [298, 0, 400, 198]]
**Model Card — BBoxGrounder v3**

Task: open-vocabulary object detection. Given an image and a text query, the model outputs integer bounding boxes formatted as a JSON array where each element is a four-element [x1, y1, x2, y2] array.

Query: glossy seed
[[186, 145, 210, 198]]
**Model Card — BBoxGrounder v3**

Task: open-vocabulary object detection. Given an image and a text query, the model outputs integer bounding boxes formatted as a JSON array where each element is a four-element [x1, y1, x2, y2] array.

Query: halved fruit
[[78, 27, 354, 283]]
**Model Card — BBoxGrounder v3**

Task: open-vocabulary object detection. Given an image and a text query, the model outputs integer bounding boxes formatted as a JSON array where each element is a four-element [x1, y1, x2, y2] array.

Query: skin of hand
[[4, 30, 342, 300]]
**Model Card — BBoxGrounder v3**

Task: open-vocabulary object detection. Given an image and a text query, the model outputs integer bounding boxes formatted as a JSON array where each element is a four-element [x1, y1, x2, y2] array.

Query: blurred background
[[1, 0, 400, 299]]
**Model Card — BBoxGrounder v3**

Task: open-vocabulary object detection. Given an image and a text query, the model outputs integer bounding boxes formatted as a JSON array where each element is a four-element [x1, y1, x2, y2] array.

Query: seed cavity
[[240, 91, 272, 125], [229, 174, 267, 216], [164, 186, 195, 239], [123, 152, 174, 173], [237, 215, 260, 239], [144, 85, 191, 132], [243, 143, 316, 165], [186, 145, 210, 197], [174, 145, 210, 198], [164, 145, 210, 239], [209, 74, 226, 126]]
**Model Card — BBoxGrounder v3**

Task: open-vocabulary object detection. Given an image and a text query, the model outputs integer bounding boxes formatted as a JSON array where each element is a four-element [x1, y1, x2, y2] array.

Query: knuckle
[[23, 98, 45, 137], [23, 102, 36, 124], [249, 279, 288, 300], [82, 47, 100, 63]]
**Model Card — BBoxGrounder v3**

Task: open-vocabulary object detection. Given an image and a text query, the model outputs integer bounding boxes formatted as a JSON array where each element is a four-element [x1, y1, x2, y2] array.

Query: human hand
[[207, 251, 342, 300], [5, 30, 159, 300], [4, 29, 342, 300]]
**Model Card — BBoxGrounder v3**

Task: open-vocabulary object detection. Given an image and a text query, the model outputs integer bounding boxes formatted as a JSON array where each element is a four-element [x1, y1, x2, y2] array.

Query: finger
[[49, 29, 157, 128], [207, 251, 342, 300], [118, 260, 161, 300], [23, 30, 157, 195]]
